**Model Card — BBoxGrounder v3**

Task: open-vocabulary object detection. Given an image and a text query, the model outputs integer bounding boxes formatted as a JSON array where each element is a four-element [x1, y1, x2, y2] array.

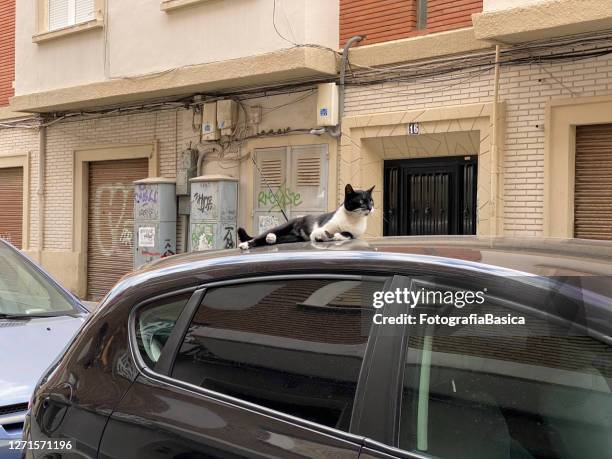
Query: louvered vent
[[296, 157, 320, 186], [260, 159, 283, 187]]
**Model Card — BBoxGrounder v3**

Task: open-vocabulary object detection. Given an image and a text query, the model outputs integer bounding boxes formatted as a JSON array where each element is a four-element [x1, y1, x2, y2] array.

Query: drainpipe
[[490, 45, 501, 237], [196, 143, 222, 176], [328, 35, 364, 139], [37, 125, 46, 254]]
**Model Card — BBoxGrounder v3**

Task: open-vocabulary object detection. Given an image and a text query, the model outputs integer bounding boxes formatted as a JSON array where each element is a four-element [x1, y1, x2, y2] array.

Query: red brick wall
[[340, 0, 482, 47], [0, 0, 15, 106], [427, 0, 483, 33]]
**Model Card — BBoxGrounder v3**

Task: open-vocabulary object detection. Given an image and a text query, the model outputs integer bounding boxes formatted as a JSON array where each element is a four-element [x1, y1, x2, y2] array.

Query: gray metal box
[[176, 148, 198, 196], [133, 178, 177, 268], [189, 175, 238, 251]]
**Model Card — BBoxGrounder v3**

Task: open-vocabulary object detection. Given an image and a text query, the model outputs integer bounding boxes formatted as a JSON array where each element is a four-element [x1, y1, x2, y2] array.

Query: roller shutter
[[574, 124, 612, 240], [0, 167, 23, 249], [87, 158, 148, 300]]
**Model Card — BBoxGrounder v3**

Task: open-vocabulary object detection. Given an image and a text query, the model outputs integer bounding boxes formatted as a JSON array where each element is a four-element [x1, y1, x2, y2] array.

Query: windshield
[[0, 242, 78, 317]]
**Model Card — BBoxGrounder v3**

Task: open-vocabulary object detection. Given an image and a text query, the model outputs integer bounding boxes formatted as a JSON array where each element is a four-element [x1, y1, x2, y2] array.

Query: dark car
[[23, 237, 612, 459]]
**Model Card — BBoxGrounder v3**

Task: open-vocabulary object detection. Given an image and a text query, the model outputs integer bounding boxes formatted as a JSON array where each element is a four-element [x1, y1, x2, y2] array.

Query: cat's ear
[[345, 184, 355, 195], [367, 185, 375, 194]]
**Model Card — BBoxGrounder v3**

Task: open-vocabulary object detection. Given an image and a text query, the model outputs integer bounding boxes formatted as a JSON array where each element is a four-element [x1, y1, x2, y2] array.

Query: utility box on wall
[[133, 178, 177, 269], [189, 175, 238, 251]]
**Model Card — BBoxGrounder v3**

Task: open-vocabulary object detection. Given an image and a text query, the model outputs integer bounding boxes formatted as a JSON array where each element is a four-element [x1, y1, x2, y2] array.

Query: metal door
[[383, 156, 477, 236], [0, 167, 23, 248], [87, 158, 148, 300], [574, 124, 612, 240]]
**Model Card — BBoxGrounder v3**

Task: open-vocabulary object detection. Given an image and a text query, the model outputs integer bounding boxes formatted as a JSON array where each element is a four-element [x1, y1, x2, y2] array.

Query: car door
[[359, 273, 612, 459], [98, 274, 397, 458]]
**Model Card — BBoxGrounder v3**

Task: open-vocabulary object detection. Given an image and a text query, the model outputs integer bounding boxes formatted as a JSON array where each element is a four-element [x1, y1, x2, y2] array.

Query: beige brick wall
[[41, 109, 183, 251], [343, 52, 612, 236], [0, 126, 38, 248]]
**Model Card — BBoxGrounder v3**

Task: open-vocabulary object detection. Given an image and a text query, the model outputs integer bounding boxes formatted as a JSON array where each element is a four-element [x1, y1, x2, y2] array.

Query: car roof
[[137, 236, 612, 277]]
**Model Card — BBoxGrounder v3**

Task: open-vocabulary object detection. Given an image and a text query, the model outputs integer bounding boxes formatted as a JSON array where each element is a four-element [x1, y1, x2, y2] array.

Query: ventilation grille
[[260, 159, 283, 187], [296, 157, 320, 186], [0, 403, 28, 417]]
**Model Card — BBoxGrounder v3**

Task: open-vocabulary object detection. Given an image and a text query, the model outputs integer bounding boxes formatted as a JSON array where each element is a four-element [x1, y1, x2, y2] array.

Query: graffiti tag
[[119, 228, 133, 246], [93, 184, 131, 257], [162, 239, 175, 258], [193, 193, 214, 214], [134, 185, 158, 204], [223, 226, 234, 249], [257, 182, 302, 212]]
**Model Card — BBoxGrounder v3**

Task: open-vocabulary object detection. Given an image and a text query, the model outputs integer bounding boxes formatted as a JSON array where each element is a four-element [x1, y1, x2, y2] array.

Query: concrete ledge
[[10, 47, 338, 113], [32, 19, 104, 44], [473, 0, 612, 43], [161, 0, 214, 12], [348, 28, 492, 68], [0, 106, 34, 121]]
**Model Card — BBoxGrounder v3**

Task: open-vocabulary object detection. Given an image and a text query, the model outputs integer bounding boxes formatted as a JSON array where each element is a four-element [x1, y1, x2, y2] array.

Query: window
[[399, 290, 612, 459], [135, 293, 191, 369], [48, 0, 95, 31], [171, 277, 385, 431], [253, 145, 328, 235]]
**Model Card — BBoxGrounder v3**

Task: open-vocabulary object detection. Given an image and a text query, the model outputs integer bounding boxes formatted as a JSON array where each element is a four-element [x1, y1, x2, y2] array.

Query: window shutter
[[253, 148, 288, 234], [49, 0, 70, 30], [289, 144, 328, 217], [48, 0, 94, 31], [75, 0, 95, 24]]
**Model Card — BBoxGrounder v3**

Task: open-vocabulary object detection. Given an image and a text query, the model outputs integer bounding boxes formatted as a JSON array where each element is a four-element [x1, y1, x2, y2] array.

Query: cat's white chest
[[321, 209, 367, 237]]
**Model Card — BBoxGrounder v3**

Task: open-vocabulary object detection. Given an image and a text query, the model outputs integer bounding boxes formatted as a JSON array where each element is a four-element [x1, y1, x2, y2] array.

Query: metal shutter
[[574, 124, 612, 240], [0, 167, 23, 249], [87, 158, 148, 301]]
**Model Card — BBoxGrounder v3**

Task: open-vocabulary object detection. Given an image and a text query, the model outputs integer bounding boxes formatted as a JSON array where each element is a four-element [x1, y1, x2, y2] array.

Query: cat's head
[[343, 184, 375, 216]]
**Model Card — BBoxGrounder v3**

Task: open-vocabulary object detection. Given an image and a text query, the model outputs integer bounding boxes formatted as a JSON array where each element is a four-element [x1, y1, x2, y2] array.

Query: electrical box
[[217, 99, 239, 135], [133, 178, 177, 269], [176, 148, 198, 196], [317, 83, 339, 127], [202, 102, 220, 140], [189, 175, 238, 251]]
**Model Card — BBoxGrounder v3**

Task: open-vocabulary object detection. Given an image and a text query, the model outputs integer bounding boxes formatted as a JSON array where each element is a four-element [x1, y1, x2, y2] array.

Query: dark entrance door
[[383, 156, 477, 236]]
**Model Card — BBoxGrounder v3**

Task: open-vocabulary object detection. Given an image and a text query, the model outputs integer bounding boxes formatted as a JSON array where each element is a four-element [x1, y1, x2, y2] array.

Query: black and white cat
[[237, 184, 374, 250]]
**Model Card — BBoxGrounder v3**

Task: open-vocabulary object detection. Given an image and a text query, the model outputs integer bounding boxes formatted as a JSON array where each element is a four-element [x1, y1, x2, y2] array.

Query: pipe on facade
[[196, 143, 222, 176], [490, 44, 501, 236], [328, 35, 364, 139], [37, 125, 46, 252]]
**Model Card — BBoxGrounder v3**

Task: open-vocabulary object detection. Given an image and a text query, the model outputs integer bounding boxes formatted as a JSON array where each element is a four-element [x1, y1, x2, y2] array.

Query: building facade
[[2, 0, 612, 300], [338, 0, 612, 242]]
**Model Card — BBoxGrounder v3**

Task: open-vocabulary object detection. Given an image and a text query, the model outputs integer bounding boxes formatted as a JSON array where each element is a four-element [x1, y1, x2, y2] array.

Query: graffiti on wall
[[193, 192, 214, 214], [134, 184, 160, 220], [223, 226, 235, 249], [93, 184, 132, 257], [257, 182, 302, 212], [191, 223, 214, 251]]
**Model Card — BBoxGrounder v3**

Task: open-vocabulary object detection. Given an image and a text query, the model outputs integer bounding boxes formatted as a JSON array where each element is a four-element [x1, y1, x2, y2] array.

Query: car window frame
[[127, 273, 399, 445]]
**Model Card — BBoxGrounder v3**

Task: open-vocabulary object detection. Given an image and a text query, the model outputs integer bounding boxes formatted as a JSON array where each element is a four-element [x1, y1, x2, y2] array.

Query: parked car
[[24, 237, 612, 459], [0, 239, 88, 458]]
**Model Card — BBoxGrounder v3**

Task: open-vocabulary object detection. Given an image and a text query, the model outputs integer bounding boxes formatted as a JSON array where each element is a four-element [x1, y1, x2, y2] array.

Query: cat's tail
[[237, 227, 252, 243]]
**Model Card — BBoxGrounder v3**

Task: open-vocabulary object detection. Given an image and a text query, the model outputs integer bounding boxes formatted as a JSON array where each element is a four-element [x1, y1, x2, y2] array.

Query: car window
[[135, 293, 191, 369], [398, 284, 612, 459], [0, 242, 77, 316], [171, 277, 386, 431]]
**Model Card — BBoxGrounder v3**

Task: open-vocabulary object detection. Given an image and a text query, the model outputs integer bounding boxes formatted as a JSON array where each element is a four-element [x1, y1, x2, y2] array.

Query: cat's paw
[[333, 232, 349, 241], [265, 233, 277, 244], [238, 241, 250, 250]]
